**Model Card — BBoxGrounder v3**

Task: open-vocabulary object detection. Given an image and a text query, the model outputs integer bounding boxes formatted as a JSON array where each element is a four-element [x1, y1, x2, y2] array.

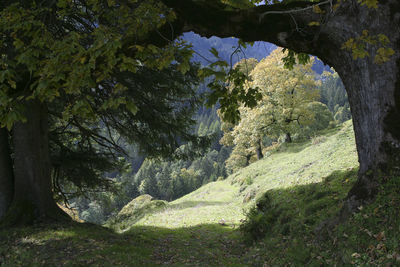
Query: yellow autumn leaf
[[378, 34, 390, 45], [358, 0, 379, 9], [308, 21, 320, 26], [374, 47, 395, 64], [333, 3, 341, 11], [313, 5, 325, 14], [341, 38, 355, 50]]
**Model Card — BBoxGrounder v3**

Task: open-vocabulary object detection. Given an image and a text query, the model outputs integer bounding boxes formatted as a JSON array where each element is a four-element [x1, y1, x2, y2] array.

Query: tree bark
[[245, 153, 252, 166], [1, 100, 69, 226], [256, 139, 263, 160], [0, 128, 13, 220], [284, 133, 292, 143], [161, 0, 400, 211]]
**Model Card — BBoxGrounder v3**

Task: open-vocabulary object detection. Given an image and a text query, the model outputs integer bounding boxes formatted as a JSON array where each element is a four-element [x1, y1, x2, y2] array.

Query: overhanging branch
[[160, 0, 337, 55]]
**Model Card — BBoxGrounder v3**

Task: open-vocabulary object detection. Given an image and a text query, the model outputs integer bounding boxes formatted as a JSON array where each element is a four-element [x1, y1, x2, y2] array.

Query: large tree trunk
[[160, 0, 400, 212], [330, 46, 400, 216], [1, 100, 68, 226], [0, 128, 13, 219]]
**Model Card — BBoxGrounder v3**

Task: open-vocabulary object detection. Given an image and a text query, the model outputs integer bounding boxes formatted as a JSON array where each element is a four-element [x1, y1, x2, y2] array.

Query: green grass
[[0, 223, 154, 266], [111, 121, 357, 232], [1, 121, 399, 266]]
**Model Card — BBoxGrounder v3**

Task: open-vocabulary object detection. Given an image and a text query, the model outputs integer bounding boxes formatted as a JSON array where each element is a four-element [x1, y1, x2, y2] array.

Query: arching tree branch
[[160, 0, 336, 55]]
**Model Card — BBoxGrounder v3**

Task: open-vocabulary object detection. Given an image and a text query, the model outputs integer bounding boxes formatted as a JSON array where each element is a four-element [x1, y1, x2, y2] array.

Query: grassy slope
[[1, 121, 399, 266], [110, 121, 357, 232], [131, 123, 357, 228]]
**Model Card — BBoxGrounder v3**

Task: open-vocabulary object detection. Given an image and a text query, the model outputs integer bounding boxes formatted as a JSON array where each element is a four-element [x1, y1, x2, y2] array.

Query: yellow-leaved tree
[[222, 49, 333, 173]]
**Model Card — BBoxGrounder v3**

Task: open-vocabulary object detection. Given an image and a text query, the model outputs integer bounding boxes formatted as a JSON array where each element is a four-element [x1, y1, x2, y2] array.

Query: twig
[[259, 0, 332, 22]]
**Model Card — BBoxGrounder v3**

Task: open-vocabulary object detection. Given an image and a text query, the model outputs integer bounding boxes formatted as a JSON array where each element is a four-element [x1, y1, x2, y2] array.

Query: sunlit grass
[[124, 121, 357, 231]]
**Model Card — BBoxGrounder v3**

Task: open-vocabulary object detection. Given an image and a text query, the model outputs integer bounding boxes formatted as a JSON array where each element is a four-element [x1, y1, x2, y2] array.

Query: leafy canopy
[[0, 0, 209, 201]]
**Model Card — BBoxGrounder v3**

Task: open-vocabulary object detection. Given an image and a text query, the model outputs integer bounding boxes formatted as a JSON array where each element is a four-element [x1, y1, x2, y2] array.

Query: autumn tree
[[249, 48, 320, 142], [221, 49, 324, 172], [161, 0, 400, 217]]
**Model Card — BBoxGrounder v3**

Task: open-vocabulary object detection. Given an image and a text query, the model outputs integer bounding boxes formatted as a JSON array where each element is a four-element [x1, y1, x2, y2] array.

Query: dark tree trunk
[[1, 100, 68, 226], [245, 153, 252, 166], [0, 128, 13, 219], [161, 0, 400, 212], [329, 45, 400, 216], [256, 139, 263, 160], [284, 133, 292, 143]]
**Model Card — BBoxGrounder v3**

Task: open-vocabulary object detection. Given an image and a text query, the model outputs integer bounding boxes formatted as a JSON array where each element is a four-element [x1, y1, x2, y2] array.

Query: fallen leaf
[[351, 253, 361, 258], [374, 231, 385, 241]]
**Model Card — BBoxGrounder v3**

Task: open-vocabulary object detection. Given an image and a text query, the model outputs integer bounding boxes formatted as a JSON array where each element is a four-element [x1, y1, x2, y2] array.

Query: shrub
[[240, 192, 280, 242]]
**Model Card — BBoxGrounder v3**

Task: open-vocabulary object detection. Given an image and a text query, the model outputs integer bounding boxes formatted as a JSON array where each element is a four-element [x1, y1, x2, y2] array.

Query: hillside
[[1, 121, 399, 266], [109, 121, 357, 232]]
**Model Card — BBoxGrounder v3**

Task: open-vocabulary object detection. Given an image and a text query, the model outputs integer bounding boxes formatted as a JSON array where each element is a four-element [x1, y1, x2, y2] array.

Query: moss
[[0, 200, 36, 228]]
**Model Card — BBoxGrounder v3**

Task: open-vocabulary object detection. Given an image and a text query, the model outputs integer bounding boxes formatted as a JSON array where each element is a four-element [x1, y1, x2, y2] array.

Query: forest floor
[[1, 121, 399, 266]]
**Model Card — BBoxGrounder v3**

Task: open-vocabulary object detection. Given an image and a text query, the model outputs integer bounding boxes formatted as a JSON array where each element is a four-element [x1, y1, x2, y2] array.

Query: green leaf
[[177, 61, 190, 74], [209, 47, 219, 58], [126, 101, 138, 115]]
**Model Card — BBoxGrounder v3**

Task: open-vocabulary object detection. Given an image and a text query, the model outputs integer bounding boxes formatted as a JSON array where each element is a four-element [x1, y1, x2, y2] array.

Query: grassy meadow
[[1, 121, 399, 266]]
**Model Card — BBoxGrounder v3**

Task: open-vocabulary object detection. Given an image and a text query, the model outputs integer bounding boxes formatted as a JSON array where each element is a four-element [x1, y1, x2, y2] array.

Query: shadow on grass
[[241, 168, 358, 240], [0, 221, 246, 266]]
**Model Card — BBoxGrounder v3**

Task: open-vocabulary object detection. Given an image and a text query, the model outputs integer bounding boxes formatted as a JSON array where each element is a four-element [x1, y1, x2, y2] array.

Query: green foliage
[[133, 147, 229, 202], [72, 104, 229, 223], [300, 101, 334, 136], [0, 0, 210, 205], [199, 54, 262, 125], [281, 49, 310, 70], [334, 105, 352, 123], [318, 69, 352, 123]]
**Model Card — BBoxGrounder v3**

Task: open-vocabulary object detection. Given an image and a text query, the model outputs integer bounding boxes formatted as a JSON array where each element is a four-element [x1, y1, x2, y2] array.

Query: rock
[[219, 219, 226, 226]]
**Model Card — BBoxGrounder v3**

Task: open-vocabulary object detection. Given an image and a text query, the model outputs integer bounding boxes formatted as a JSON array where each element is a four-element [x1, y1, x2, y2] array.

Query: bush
[[240, 192, 280, 242]]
